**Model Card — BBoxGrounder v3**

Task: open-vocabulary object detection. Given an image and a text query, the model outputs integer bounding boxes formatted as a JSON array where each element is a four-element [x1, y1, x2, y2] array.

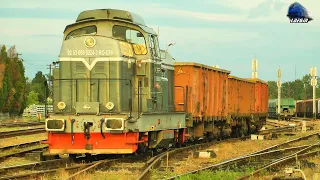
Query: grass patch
[[177, 166, 255, 180]]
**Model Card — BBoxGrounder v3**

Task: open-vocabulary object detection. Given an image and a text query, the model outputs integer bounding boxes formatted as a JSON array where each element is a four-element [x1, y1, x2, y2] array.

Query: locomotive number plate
[[67, 49, 114, 56]]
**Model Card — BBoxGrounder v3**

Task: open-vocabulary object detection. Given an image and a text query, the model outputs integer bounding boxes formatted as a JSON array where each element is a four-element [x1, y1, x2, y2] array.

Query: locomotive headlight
[[106, 102, 114, 110], [46, 119, 66, 132], [57, 101, 66, 110], [84, 36, 96, 48]]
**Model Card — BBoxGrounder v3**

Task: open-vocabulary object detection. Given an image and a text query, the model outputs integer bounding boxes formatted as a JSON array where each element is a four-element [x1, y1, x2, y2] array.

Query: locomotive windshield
[[112, 25, 147, 55], [65, 25, 97, 40]]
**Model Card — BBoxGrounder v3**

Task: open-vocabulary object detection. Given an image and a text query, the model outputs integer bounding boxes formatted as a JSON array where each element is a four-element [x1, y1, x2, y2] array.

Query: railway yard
[[0, 5, 319, 180], [0, 118, 318, 180]]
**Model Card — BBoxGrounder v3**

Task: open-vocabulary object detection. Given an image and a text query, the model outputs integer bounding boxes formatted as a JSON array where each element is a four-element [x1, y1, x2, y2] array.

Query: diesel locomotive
[[43, 9, 268, 157]]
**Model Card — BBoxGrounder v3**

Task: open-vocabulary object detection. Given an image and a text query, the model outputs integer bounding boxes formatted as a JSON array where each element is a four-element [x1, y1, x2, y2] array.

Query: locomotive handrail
[[48, 78, 133, 117]]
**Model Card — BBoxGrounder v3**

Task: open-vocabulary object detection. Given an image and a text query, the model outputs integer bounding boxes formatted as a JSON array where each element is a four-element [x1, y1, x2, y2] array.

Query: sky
[[1, 0, 319, 82]]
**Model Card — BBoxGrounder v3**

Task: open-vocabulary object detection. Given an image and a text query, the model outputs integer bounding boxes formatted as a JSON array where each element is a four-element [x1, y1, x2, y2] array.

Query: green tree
[[302, 74, 313, 99], [26, 90, 39, 105], [0, 45, 27, 116], [267, 81, 277, 99], [30, 71, 49, 104]]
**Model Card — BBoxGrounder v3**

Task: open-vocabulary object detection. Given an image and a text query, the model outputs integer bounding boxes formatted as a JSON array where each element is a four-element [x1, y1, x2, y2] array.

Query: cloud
[[0, 8, 78, 19], [0, 18, 71, 36], [248, 0, 286, 18], [215, 0, 266, 10], [148, 26, 259, 48]]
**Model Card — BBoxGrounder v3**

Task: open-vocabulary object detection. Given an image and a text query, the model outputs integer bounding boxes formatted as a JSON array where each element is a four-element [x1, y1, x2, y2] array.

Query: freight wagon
[[268, 98, 295, 120], [43, 8, 269, 158], [227, 76, 268, 137], [296, 99, 320, 119]]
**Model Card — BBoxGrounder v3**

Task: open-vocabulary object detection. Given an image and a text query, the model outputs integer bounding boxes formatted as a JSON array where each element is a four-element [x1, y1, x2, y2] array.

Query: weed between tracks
[[43, 169, 139, 180], [176, 166, 255, 180]]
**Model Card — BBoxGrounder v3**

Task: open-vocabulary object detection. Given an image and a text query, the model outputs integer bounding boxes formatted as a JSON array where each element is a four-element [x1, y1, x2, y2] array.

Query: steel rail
[[0, 128, 46, 139], [0, 162, 94, 180], [259, 125, 296, 135], [0, 139, 47, 150], [0, 122, 45, 128], [0, 158, 69, 176], [0, 145, 48, 160]]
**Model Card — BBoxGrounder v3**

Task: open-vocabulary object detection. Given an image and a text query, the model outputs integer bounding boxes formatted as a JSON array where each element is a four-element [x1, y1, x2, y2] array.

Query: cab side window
[[149, 35, 160, 58], [112, 26, 147, 55]]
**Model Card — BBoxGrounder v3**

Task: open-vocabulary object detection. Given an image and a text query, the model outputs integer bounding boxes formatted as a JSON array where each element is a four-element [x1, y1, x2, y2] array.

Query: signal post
[[277, 67, 282, 121], [310, 66, 317, 120]]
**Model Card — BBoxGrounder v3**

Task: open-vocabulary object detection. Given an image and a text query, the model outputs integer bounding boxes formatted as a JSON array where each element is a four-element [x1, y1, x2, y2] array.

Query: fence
[[23, 105, 53, 117]]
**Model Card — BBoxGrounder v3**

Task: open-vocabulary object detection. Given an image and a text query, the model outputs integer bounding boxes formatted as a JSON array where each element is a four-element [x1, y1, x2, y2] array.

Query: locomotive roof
[[228, 76, 255, 83], [64, 9, 157, 35], [76, 9, 146, 26], [174, 62, 230, 74]]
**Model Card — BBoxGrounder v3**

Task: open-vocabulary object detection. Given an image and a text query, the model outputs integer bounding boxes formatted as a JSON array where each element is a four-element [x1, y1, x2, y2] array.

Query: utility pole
[[252, 55, 258, 79], [46, 64, 52, 118], [304, 84, 306, 119], [310, 66, 317, 120], [277, 67, 282, 121]]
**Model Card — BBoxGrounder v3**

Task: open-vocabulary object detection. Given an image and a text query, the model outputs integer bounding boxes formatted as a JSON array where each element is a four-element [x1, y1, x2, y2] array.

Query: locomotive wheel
[[175, 143, 182, 148], [137, 143, 147, 154], [85, 153, 93, 163], [69, 154, 77, 162]]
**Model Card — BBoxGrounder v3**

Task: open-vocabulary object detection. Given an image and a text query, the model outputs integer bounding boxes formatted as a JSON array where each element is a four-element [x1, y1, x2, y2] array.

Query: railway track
[[0, 127, 46, 139], [0, 145, 48, 160], [0, 139, 47, 150], [0, 130, 317, 179], [266, 120, 287, 127], [238, 144, 320, 179], [259, 125, 296, 135], [0, 154, 146, 180], [136, 136, 250, 180], [0, 122, 45, 128], [152, 131, 320, 180], [0, 137, 248, 180]]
